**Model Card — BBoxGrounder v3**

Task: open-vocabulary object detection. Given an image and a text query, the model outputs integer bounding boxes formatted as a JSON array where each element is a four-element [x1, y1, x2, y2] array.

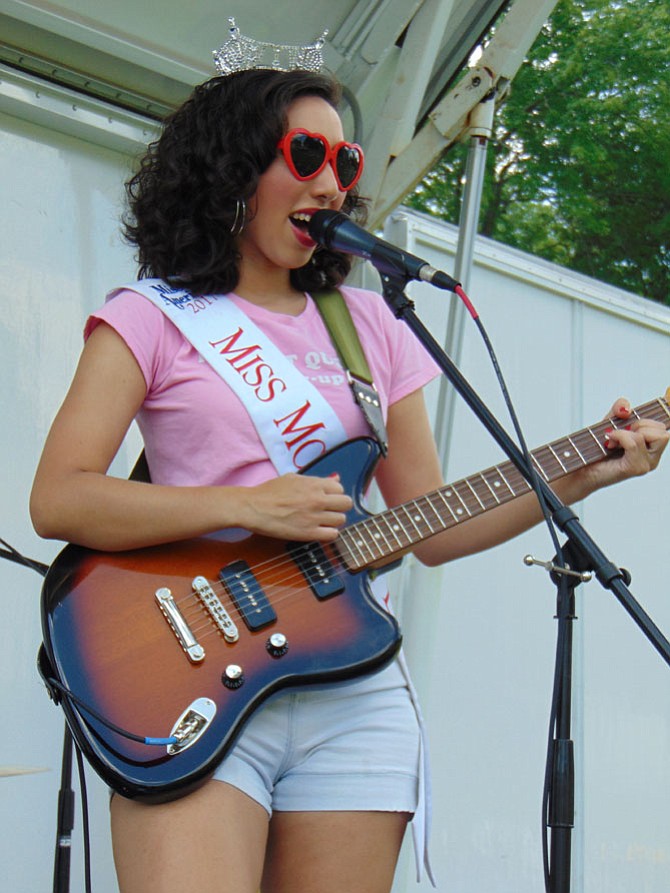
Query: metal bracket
[[523, 554, 592, 583]]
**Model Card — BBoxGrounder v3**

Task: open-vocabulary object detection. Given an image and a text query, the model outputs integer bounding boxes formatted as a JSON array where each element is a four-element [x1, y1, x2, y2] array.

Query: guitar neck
[[337, 394, 670, 572]]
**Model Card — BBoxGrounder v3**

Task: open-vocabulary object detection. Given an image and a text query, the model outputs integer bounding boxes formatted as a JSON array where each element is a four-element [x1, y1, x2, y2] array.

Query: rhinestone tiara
[[213, 18, 328, 76]]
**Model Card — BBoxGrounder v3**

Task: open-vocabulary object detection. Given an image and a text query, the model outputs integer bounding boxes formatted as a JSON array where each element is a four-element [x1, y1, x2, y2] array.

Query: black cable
[[74, 743, 93, 893], [456, 287, 570, 892], [541, 576, 570, 892], [0, 536, 49, 576], [43, 676, 177, 746]]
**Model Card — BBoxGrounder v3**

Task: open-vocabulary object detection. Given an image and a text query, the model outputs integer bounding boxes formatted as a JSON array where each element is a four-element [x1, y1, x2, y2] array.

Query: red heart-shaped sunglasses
[[277, 128, 364, 192]]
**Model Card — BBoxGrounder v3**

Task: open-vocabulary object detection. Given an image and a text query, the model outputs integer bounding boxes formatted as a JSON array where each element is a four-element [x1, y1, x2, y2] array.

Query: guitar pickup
[[219, 560, 276, 631], [288, 542, 344, 600]]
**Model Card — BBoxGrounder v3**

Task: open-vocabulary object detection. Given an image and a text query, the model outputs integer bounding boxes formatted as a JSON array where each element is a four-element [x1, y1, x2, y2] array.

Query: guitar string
[[159, 399, 670, 644], [171, 399, 670, 641]]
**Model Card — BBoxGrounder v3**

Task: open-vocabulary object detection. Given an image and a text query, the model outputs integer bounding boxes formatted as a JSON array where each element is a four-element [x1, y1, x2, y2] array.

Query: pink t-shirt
[[86, 285, 439, 487]]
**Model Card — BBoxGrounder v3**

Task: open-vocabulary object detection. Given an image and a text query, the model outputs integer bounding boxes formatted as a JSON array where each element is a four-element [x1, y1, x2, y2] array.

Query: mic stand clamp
[[379, 272, 416, 318], [523, 554, 592, 583]]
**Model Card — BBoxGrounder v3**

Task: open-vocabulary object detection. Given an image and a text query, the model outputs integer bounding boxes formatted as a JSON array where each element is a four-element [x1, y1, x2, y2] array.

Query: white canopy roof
[[1, 0, 558, 223]]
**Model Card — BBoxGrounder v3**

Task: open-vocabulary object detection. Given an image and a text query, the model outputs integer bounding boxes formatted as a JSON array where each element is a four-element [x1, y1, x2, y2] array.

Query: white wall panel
[[0, 106, 139, 893]]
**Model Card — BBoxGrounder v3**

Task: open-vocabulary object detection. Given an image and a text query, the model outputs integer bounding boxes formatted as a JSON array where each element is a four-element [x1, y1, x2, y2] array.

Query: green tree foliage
[[407, 0, 670, 304]]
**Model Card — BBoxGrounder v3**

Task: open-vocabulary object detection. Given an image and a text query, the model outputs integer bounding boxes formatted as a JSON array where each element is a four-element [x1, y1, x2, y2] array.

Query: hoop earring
[[230, 198, 247, 236]]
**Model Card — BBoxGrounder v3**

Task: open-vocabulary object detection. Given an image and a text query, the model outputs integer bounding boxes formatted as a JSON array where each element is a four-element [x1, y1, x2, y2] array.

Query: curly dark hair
[[123, 69, 367, 295]]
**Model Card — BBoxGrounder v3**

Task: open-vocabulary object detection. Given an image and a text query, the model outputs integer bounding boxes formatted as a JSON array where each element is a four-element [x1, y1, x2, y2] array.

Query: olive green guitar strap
[[313, 289, 388, 455]]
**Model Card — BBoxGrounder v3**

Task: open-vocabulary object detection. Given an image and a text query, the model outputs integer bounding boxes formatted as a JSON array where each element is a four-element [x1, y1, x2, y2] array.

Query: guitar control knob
[[222, 664, 244, 689], [266, 633, 289, 658]]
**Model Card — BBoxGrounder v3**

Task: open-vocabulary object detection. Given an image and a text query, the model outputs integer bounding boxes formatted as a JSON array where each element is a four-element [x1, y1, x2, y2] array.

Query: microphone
[[308, 210, 459, 292]]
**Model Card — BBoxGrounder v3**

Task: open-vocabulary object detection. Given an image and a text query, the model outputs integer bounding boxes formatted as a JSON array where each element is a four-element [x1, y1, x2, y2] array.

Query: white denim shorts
[[211, 659, 421, 815]]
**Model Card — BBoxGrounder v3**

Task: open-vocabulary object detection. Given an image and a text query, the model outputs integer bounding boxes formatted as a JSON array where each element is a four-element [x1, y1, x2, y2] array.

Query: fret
[[334, 533, 356, 569], [413, 498, 438, 534], [340, 529, 368, 568], [353, 522, 379, 564], [495, 465, 517, 497], [479, 471, 502, 504], [447, 484, 472, 518], [506, 465, 533, 496], [585, 425, 608, 457], [418, 494, 446, 532], [424, 490, 454, 529], [375, 511, 408, 550], [528, 445, 562, 480], [357, 519, 387, 561], [464, 479, 483, 513], [657, 397, 670, 420], [468, 474, 501, 510], [606, 416, 617, 432], [529, 452, 550, 482], [546, 443, 568, 473], [481, 467, 510, 499], [464, 478, 486, 511], [366, 516, 393, 554], [352, 524, 380, 562], [549, 438, 584, 473], [398, 502, 427, 538], [435, 489, 462, 524], [383, 508, 414, 549], [567, 436, 586, 465], [571, 427, 603, 464]]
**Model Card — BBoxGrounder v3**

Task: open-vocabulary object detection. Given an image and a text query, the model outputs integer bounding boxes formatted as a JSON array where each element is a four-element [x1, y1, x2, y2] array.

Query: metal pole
[[434, 93, 495, 469]]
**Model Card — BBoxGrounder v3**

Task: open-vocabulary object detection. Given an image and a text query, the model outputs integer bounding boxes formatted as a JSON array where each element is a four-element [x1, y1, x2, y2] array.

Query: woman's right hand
[[237, 472, 353, 542]]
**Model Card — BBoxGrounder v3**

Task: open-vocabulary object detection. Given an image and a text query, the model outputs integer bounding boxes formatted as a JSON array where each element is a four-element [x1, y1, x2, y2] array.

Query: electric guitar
[[40, 392, 670, 801]]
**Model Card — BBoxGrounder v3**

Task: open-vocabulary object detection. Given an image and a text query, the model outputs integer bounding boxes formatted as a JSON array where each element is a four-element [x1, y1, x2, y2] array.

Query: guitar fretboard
[[336, 395, 670, 571]]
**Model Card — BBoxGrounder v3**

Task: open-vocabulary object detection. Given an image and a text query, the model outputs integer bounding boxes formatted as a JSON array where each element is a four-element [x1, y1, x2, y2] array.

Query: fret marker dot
[[563, 450, 572, 458], [392, 524, 400, 532], [456, 508, 464, 515], [445, 490, 452, 497], [493, 480, 501, 488]]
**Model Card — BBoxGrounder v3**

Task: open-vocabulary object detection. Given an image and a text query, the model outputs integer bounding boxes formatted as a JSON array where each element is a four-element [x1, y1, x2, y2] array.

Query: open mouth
[[289, 211, 313, 231]]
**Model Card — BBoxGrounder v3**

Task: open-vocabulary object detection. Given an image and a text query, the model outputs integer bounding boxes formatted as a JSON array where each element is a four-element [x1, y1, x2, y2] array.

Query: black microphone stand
[[375, 268, 670, 893], [53, 726, 76, 893]]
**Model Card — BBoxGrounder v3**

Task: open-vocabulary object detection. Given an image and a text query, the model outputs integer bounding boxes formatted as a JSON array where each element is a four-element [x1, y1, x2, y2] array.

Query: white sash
[[109, 280, 348, 475]]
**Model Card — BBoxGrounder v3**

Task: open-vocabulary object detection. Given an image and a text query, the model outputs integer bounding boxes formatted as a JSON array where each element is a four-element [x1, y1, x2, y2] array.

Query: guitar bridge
[[155, 587, 205, 663], [167, 698, 216, 755]]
